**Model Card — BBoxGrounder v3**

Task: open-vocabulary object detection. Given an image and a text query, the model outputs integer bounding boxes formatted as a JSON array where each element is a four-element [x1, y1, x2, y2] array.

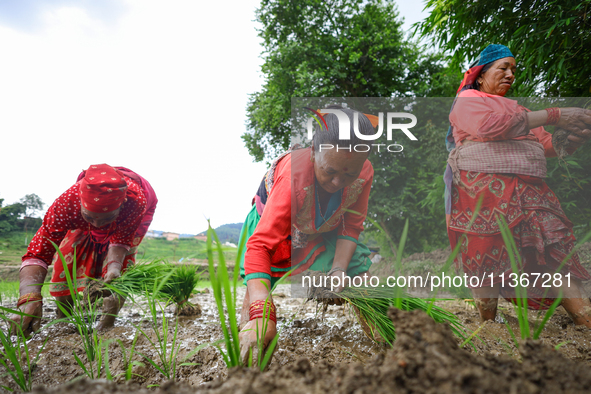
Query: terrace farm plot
[[2, 242, 591, 393]]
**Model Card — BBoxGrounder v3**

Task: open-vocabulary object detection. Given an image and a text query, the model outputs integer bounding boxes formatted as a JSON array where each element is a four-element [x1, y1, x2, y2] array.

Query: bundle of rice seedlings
[[310, 286, 468, 345], [99, 259, 171, 302], [161, 264, 202, 316]]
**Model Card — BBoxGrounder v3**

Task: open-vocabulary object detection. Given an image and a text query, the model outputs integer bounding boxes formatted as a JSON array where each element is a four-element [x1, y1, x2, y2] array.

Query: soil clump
[[23, 305, 591, 394]]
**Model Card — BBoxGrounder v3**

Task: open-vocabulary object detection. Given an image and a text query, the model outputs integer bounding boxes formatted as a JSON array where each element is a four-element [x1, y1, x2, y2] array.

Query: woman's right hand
[[239, 318, 277, 366], [556, 107, 591, 134], [9, 300, 43, 339]]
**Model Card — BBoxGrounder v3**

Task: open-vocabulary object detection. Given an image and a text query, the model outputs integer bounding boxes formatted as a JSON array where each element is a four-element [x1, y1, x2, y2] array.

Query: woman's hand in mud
[[239, 318, 277, 366], [324, 270, 347, 305], [328, 270, 347, 294], [9, 300, 43, 339]]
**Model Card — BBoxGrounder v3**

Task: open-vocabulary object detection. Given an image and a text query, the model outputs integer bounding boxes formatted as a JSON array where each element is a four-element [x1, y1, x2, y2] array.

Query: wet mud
[[1, 247, 591, 393]]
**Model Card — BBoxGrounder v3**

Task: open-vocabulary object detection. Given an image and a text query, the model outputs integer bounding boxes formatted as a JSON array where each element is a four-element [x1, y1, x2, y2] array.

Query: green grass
[[0, 232, 33, 267]]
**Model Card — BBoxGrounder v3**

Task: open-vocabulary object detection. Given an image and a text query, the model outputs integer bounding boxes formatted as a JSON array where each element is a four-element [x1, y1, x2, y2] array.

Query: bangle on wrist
[[17, 292, 43, 307], [249, 300, 277, 324], [545, 107, 561, 125]]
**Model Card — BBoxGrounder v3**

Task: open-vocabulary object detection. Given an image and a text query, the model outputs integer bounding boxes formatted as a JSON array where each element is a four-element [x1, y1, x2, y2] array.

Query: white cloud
[[0, 0, 267, 234]]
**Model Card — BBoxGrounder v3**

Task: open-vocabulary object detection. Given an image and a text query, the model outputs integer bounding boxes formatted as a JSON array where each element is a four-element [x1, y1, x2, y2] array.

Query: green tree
[[244, 0, 455, 162], [0, 202, 26, 234], [20, 193, 44, 218], [244, 0, 466, 254], [416, 0, 591, 97]]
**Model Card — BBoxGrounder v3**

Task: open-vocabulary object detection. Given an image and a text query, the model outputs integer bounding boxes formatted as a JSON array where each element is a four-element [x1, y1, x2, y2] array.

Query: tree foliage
[[0, 195, 44, 234], [0, 202, 26, 234], [244, 0, 461, 254], [416, 0, 591, 96], [19, 193, 44, 218], [244, 0, 454, 162]]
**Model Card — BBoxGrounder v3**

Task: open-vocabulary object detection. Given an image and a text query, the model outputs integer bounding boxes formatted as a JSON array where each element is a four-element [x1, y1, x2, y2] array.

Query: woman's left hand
[[103, 262, 122, 283], [239, 318, 277, 366]]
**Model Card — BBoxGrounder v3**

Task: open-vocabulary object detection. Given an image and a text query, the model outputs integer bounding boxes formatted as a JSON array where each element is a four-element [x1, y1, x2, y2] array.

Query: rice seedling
[[321, 287, 468, 344], [340, 211, 472, 346], [116, 334, 145, 381], [205, 222, 243, 367], [496, 215, 530, 341], [0, 306, 48, 392], [496, 216, 570, 344], [130, 272, 199, 381], [161, 264, 203, 315], [102, 259, 171, 302], [101, 260, 202, 315], [49, 241, 114, 380], [251, 273, 292, 371], [555, 341, 571, 350], [203, 221, 279, 370]]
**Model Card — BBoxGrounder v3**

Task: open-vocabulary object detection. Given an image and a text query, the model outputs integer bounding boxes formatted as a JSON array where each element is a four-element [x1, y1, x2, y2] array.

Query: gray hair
[[312, 105, 375, 153]]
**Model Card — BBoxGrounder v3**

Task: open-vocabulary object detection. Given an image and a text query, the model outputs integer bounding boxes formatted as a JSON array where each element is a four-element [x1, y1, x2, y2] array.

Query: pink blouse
[[450, 89, 557, 158]]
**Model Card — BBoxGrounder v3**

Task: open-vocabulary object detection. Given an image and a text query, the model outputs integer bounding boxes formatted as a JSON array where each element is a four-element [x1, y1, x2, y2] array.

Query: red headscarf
[[79, 164, 128, 212]]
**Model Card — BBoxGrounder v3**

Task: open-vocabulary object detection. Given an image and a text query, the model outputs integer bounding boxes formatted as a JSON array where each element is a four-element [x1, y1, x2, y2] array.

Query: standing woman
[[11, 164, 157, 335], [238, 105, 378, 362], [445, 44, 591, 325]]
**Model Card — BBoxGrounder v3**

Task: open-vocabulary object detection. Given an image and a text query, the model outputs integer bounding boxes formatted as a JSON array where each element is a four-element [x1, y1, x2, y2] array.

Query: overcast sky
[[0, 0, 428, 234]]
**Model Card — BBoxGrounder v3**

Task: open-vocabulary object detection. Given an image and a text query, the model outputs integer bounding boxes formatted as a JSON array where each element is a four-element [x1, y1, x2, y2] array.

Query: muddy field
[[2, 245, 591, 393]]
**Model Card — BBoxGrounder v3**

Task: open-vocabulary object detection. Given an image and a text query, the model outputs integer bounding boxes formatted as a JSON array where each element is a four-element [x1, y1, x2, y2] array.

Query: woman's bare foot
[[555, 277, 591, 328], [471, 284, 501, 321], [561, 298, 591, 327]]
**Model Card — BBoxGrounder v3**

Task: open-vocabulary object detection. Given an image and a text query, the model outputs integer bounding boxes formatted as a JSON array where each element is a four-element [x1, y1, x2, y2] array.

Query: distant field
[[0, 232, 239, 281], [137, 237, 238, 262], [0, 231, 30, 266]]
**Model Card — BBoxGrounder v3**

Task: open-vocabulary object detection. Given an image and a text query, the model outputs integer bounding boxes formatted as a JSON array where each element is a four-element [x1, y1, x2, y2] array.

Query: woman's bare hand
[[239, 318, 277, 366], [566, 129, 591, 154], [556, 108, 591, 134], [9, 300, 42, 339]]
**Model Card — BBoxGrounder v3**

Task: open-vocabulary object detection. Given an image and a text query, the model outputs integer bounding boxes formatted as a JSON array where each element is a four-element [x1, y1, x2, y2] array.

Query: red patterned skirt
[[49, 229, 143, 297], [448, 171, 590, 309]]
